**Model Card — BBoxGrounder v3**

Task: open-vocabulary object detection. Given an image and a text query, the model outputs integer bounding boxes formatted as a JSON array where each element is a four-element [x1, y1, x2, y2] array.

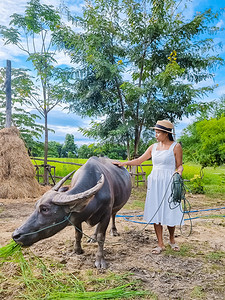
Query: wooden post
[[5, 60, 12, 128], [129, 165, 147, 188]]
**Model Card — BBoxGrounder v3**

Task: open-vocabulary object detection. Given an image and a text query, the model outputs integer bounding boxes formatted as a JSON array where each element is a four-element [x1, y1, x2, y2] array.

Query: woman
[[115, 120, 183, 254]]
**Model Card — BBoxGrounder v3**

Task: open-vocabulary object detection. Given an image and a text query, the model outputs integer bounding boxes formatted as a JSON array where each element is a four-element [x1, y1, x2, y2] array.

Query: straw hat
[[151, 120, 175, 134]]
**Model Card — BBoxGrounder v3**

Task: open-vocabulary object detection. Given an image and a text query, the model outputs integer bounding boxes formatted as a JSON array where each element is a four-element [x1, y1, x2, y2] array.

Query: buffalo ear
[[58, 186, 69, 193], [69, 196, 94, 212], [52, 170, 75, 191]]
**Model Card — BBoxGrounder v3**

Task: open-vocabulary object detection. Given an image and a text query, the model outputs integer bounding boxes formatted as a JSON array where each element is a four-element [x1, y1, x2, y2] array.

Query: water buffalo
[[12, 156, 131, 268]]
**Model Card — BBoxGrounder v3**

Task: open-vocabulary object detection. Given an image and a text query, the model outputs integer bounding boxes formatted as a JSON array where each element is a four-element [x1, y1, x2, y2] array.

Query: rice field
[[31, 158, 225, 199]]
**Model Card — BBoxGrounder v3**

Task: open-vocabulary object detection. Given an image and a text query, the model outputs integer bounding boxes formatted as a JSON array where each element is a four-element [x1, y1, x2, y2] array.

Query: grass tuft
[[205, 251, 225, 262], [0, 241, 149, 299], [48, 283, 148, 299], [0, 240, 21, 259]]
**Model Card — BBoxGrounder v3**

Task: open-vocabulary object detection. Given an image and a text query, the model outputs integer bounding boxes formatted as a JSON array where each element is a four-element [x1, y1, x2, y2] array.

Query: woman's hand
[[176, 165, 183, 176], [111, 161, 127, 167]]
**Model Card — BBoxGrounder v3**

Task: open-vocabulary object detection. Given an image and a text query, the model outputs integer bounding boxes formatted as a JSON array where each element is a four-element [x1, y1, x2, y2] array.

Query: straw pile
[[0, 127, 41, 198]]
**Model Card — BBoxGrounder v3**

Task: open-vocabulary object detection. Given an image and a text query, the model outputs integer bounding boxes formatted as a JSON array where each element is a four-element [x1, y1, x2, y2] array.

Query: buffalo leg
[[110, 212, 120, 236], [74, 223, 84, 254], [95, 215, 110, 269]]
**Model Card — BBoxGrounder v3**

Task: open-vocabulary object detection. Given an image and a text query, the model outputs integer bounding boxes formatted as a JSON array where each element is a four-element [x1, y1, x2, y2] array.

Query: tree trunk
[[133, 46, 146, 157], [43, 109, 48, 185], [134, 121, 143, 158], [5, 60, 12, 128], [134, 125, 139, 157], [126, 137, 130, 160]]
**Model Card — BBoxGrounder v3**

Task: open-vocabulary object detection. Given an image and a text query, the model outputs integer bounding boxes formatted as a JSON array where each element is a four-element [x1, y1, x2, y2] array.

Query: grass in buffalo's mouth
[[0, 239, 21, 259], [0, 240, 150, 299]]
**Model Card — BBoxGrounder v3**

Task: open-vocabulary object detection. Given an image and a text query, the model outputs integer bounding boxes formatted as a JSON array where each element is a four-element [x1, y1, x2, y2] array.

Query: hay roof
[[0, 127, 41, 199]]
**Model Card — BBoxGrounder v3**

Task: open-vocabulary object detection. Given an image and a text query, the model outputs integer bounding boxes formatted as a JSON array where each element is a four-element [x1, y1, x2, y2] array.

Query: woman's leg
[[167, 226, 180, 251], [154, 223, 164, 248], [167, 226, 175, 244]]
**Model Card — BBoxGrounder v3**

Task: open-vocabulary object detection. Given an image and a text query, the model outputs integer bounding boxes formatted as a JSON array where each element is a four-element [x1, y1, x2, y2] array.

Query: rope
[[185, 207, 225, 213], [169, 172, 185, 208], [140, 174, 174, 232], [116, 207, 225, 223], [21, 212, 107, 246], [66, 218, 103, 244], [169, 173, 193, 236], [21, 213, 72, 236], [118, 173, 225, 237]]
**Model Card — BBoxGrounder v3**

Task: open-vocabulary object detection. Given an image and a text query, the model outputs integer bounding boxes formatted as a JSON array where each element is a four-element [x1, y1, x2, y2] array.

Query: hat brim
[[150, 127, 176, 134]]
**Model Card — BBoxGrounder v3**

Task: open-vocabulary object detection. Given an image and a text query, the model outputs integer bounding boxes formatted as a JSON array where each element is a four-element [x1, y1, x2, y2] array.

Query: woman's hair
[[168, 133, 174, 141]]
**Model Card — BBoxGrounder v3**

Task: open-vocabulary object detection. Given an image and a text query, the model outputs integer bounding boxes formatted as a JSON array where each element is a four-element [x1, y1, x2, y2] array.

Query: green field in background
[[31, 158, 225, 199]]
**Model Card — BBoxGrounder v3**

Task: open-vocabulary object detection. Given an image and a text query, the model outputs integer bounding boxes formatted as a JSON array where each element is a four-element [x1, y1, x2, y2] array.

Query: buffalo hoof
[[74, 247, 84, 255], [95, 258, 107, 269], [110, 229, 120, 236]]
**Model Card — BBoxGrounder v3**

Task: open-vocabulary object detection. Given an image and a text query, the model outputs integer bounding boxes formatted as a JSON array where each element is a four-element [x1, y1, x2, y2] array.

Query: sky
[[0, 0, 225, 146]]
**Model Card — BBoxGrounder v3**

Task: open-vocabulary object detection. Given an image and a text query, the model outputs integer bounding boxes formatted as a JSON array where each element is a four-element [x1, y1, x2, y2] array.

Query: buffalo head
[[12, 171, 104, 246]]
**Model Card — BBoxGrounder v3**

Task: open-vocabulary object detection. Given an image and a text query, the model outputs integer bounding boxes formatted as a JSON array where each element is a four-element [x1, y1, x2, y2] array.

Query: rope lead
[[168, 172, 193, 236]]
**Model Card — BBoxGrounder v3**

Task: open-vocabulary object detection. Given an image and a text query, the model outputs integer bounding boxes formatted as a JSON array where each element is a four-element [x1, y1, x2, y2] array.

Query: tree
[[0, 0, 75, 183], [48, 141, 63, 158], [211, 95, 225, 118], [61, 134, 78, 158], [0, 67, 44, 151], [180, 116, 225, 167], [54, 0, 224, 158], [180, 96, 225, 167], [77, 144, 94, 159], [77, 143, 127, 159]]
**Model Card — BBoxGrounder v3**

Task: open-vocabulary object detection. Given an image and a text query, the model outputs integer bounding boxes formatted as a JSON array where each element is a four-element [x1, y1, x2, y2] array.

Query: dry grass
[[0, 127, 40, 198]]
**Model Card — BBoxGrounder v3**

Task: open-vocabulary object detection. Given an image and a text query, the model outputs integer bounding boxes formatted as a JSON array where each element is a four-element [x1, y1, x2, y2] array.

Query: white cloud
[[178, 116, 195, 126], [216, 19, 224, 28], [53, 51, 74, 67], [175, 115, 196, 138], [49, 124, 80, 135], [0, 0, 83, 69], [0, 0, 27, 26], [214, 83, 225, 98], [0, 40, 25, 62], [66, 2, 84, 14], [43, 123, 95, 145]]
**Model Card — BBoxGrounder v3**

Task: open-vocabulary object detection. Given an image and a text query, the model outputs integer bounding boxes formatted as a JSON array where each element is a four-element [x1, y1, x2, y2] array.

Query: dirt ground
[[0, 187, 225, 300]]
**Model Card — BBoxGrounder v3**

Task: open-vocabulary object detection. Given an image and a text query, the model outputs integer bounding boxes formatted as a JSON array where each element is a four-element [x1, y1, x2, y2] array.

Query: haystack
[[0, 127, 41, 199]]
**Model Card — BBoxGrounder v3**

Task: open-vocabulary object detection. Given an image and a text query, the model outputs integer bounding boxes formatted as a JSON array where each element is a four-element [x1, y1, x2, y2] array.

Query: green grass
[[205, 251, 225, 262], [32, 157, 86, 178], [0, 239, 21, 258], [165, 243, 194, 257], [0, 240, 150, 300], [182, 162, 225, 198], [190, 286, 205, 299]]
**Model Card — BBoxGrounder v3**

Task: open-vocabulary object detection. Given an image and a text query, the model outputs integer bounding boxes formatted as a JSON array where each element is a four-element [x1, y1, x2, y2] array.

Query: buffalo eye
[[40, 205, 49, 214]]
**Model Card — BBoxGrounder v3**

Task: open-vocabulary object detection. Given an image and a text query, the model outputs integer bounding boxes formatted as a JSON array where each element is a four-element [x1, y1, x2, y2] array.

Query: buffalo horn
[[52, 174, 104, 206], [52, 170, 76, 191]]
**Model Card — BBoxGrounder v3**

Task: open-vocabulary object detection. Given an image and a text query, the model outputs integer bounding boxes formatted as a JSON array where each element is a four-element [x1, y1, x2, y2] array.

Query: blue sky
[[0, 0, 225, 145]]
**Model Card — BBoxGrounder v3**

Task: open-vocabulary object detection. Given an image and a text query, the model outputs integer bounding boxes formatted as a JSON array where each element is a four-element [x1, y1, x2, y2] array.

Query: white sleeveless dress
[[143, 142, 184, 226]]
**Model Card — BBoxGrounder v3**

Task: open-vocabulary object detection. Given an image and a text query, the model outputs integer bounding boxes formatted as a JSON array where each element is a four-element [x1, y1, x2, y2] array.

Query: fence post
[[5, 60, 12, 128]]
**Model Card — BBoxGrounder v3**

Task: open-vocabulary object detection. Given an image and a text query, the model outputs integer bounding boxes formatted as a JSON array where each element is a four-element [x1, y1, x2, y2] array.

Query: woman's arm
[[115, 144, 153, 167], [174, 143, 183, 176]]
